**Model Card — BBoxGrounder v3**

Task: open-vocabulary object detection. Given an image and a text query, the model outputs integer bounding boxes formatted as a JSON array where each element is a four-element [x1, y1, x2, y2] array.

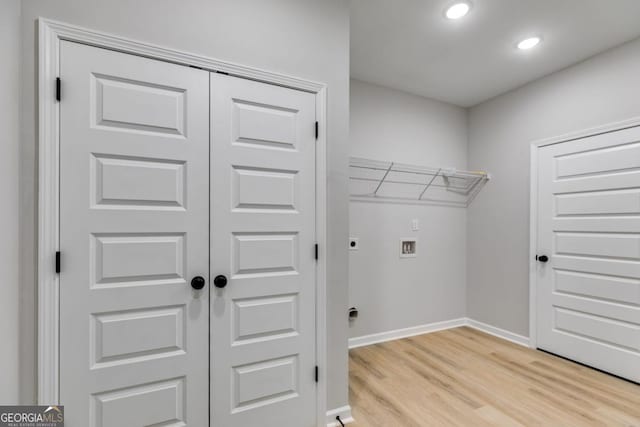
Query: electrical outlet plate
[[349, 238, 359, 251], [400, 238, 417, 258]]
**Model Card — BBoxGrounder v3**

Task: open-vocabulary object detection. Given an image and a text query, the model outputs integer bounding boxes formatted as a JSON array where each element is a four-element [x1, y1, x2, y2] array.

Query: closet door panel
[[210, 73, 317, 427], [59, 41, 209, 426]]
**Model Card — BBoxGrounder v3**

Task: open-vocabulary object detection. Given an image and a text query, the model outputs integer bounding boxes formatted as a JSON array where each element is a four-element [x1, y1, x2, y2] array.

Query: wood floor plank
[[475, 405, 526, 427], [349, 327, 640, 426]]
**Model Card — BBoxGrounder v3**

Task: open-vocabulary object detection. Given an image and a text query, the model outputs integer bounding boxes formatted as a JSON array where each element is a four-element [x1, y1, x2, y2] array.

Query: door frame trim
[[528, 116, 640, 349], [37, 18, 329, 426]]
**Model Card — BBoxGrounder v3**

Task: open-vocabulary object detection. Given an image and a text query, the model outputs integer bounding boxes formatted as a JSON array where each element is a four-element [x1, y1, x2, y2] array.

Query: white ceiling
[[350, 0, 640, 107]]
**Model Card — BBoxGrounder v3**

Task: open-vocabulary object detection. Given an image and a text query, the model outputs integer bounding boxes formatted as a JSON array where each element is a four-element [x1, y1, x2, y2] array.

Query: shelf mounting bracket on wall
[[418, 167, 441, 200], [373, 162, 394, 196]]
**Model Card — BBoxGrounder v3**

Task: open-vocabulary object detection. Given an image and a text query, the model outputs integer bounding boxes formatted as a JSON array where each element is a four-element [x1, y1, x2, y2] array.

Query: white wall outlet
[[349, 238, 359, 251], [411, 219, 419, 231], [400, 238, 417, 258]]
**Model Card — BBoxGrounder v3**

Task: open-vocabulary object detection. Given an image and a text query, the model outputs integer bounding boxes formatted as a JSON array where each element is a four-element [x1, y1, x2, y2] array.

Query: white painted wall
[[349, 79, 468, 339], [0, 0, 21, 404], [16, 0, 350, 410], [467, 36, 640, 337]]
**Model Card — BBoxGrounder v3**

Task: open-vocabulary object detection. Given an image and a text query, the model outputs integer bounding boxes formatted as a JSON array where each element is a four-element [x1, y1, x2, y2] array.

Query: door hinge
[[55, 251, 61, 274], [314, 244, 318, 261], [315, 121, 319, 140], [55, 77, 61, 102], [315, 365, 319, 383]]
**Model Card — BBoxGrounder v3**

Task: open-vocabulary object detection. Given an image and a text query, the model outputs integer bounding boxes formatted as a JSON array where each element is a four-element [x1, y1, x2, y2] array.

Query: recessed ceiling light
[[445, 2, 471, 20], [517, 37, 541, 50]]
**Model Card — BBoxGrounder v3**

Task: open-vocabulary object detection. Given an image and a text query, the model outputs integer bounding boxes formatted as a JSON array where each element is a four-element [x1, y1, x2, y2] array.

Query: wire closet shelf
[[349, 157, 490, 207]]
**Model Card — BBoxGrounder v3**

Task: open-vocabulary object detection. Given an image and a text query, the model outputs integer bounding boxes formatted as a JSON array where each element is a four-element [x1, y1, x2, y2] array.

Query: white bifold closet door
[[209, 73, 317, 426], [59, 41, 210, 426], [536, 125, 640, 383]]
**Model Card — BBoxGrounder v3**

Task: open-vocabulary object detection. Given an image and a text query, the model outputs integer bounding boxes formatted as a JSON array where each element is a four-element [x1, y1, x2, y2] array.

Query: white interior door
[[209, 73, 317, 426], [536, 125, 640, 382], [59, 41, 210, 426]]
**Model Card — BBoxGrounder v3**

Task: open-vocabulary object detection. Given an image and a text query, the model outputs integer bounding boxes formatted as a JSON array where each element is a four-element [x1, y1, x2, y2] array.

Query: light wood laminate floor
[[348, 327, 640, 426]]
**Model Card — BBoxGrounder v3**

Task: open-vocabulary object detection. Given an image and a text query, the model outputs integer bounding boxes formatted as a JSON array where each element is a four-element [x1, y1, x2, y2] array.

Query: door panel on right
[[210, 73, 317, 426], [536, 126, 640, 382]]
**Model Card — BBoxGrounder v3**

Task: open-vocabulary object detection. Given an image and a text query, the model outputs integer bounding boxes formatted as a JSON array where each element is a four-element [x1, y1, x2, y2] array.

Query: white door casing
[[59, 41, 210, 426], [535, 125, 640, 382], [210, 73, 318, 426]]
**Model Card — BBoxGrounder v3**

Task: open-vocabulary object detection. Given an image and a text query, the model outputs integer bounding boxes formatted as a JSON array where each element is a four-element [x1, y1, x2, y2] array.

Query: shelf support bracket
[[419, 168, 441, 200], [373, 162, 394, 196], [465, 175, 488, 206]]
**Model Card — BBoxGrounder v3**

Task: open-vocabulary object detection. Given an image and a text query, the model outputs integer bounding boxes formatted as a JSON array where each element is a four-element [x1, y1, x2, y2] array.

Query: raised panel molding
[[232, 232, 299, 277], [232, 294, 298, 344], [91, 377, 185, 427], [232, 166, 298, 212], [555, 141, 640, 179], [555, 232, 640, 260], [91, 305, 186, 367], [556, 189, 640, 216], [232, 99, 298, 150], [232, 356, 298, 412], [92, 73, 186, 137], [554, 307, 639, 352], [91, 233, 186, 287], [91, 154, 186, 210], [554, 269, 640, 305]]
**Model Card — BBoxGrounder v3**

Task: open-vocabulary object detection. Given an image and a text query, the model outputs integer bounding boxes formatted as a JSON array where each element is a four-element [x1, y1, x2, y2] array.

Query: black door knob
[[191, 276, 206, 290], [537, 255, 549, 263], [214, 275, 228, 288]]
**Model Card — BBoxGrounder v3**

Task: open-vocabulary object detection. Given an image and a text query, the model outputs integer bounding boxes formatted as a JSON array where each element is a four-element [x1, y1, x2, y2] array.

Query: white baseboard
[[348, 317, 530, 350], [466, 318, 530, 347], [348, 318, 467, 349], [326, 405, 353, 426]]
